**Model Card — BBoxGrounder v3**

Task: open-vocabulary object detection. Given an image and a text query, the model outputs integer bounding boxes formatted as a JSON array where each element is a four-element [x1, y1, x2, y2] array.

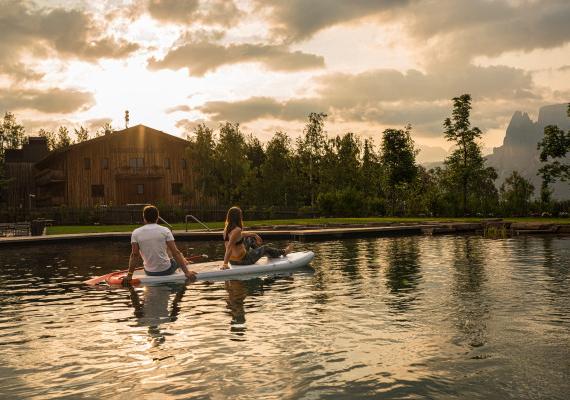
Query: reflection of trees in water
[[537, 237, 570, 324], [450, 237, 490, 349], [384, 237, 422, 312], [128, 283, 186, 346]]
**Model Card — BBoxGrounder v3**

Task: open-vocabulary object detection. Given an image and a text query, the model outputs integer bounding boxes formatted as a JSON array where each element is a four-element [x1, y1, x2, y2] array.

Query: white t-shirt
[[131, 223, 175, 272]]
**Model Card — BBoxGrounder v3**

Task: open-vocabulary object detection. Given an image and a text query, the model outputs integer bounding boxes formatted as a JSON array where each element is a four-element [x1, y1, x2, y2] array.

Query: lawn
[[45, 216, 570, 235]]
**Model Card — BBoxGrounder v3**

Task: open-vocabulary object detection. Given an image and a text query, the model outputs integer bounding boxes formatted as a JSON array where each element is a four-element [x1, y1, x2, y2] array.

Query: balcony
[[35, 169, 65, 186], [115, 165, 165, 179]]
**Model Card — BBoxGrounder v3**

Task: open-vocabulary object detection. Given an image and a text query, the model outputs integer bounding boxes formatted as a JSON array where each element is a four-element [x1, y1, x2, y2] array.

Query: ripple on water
[[0, 237, 569, 399]]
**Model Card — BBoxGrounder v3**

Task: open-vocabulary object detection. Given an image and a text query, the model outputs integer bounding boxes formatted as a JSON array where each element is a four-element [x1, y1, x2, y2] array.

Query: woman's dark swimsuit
[[224, 229, 285, 265]]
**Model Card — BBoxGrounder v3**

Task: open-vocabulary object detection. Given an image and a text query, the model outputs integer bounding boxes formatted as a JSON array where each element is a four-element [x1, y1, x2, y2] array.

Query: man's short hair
[[143, 205, 159, 223]]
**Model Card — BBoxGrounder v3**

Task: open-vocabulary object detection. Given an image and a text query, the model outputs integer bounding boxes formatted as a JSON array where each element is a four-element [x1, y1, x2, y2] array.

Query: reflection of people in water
[[225, 280, 247, 331], [127, 283, 186, 344]]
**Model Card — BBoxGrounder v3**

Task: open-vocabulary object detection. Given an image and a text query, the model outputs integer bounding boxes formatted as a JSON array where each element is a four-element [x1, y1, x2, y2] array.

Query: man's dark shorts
[[144, 258, 179, 276]]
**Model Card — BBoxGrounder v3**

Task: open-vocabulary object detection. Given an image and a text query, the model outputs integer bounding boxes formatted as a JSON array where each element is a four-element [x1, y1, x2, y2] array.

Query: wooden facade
[[34, 125, 199, 208], [4, 137, 50, 212]]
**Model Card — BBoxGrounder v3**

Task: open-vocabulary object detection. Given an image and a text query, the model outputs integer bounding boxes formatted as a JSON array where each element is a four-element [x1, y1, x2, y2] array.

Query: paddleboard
[[104, 251, 314, 285]]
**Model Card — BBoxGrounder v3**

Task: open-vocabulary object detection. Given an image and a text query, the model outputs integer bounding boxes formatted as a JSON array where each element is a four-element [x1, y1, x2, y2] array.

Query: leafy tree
[[472, 166, 499, 216], [187, 123, 218, 202], [380, 125, 418, 215], [296, 112, 327, 207], [0, 112, 26, 196], [360, 138, 381, 192], [95, 122, 113, 137], [443, 94, 488, 215], [74, 126, 90, 142], [260, 131, 295, 207], [241, 134, 266, 207], [38, 129, 57, 151], [500, 171, 535, 216], [332, 132, 362, 188], [55, 126, 73, 149], [537, 103, 570, 204], [0, 112, 26, 161], [215, 122, 249, 205]]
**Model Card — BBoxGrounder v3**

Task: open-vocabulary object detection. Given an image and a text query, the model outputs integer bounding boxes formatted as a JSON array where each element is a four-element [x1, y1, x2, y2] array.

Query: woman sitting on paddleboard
[[222, 206, 292, 269]]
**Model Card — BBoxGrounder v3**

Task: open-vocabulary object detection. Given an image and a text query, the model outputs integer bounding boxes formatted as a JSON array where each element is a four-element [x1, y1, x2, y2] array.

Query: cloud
[[148, 41, 324, 76], [0, 1, 139, 80], [195, 64, 542, 137], [255, 0, 570, 63], [147, 0, 242, 26], [197, 96, 326, 122], [0, 88, 95, 114], [404, 0, 570, 63], [175, 118, 217, 134], [253, 0, 410, 41], [84, 118, 113, 132], [314, 65, 535, 107], [166, 105, 192, 113]]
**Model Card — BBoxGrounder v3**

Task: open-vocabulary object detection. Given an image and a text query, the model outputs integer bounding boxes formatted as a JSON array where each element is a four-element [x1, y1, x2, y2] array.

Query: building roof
[[35, 124, 188, 167]]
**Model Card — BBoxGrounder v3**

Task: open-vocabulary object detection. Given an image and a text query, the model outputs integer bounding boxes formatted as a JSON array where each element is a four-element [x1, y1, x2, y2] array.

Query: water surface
[[0, 236, 569, 399]]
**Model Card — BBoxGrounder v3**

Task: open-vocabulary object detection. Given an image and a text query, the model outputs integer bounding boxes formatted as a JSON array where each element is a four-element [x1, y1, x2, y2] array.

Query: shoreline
[[1, 221, 569, 247]]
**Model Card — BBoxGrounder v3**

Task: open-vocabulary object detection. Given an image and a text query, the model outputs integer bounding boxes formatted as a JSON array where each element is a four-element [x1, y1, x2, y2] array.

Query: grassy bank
[[45, 217, 570, 235]]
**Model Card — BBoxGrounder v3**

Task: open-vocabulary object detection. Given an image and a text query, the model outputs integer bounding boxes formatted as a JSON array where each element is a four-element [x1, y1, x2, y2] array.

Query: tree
[[443, 94, 487, 216], [38, 129, 57, 151], [187, 123, 218, 202], [262, 131, 297, 207], [74, 126, 90, 142], [95, 122, 113, 137], [296, 112, 328, 207], [0, 112, 26, 195], [0, 112, 26, 161], [215, 122, 249, 205], [500, 171, 535, 216], [380, 125, 418, 215], [241, 133, 266, 207], [537, 103, 570, 204], [55, 126, 73, 149]]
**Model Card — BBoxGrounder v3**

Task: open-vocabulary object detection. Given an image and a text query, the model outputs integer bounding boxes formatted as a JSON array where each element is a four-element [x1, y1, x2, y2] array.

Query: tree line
[[1, 95, 569, 217], [186, 95, 569, 217]]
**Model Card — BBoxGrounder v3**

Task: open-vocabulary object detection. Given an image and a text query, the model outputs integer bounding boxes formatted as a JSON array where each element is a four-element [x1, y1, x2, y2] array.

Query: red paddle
[[84, 254, 207, 285]]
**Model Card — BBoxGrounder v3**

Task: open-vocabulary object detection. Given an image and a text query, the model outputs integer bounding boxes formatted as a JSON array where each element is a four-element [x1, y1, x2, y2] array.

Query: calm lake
[[1, 235, 569, 399]]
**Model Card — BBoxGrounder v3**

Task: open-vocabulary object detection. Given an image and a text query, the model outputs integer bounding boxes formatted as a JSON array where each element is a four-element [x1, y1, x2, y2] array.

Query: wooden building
[[34, 125, 198, 207], [4, 137, 50, 212]]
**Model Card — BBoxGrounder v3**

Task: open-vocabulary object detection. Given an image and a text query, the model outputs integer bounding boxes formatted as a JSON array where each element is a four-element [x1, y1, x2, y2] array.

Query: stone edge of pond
[[1, 222, 569, 247]]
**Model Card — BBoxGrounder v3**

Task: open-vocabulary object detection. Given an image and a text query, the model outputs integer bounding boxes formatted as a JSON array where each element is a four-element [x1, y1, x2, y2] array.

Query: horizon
[[1, 0, 569, 163]]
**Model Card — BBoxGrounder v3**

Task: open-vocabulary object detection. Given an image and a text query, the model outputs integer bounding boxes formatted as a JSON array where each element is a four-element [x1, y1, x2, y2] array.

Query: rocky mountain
[[486, 103, 570, 199]]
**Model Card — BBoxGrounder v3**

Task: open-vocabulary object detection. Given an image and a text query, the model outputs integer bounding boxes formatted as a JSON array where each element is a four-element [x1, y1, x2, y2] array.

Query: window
[[164, 158, 171, 169], [91, 184, 104, 197], [180, 158, 187, 169], [172, 183, 183, 195], [129, 158, 144, 169], [84, 158, 91, 170], [101, 158, 109, 170], [136, 184, 144, 195]]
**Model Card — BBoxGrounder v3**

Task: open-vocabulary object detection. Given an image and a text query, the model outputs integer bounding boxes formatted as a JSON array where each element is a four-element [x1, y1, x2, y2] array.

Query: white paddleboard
[[119, 251, 314, 285]]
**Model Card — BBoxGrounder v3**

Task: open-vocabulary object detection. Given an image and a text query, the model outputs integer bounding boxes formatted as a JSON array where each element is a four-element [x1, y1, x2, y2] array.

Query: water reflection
[[1, 237, 570, 399], [225, 280, 247, 333], [384, 237, 422, 312], [450, 237, 490, 349], [127, 283, 187, 346]]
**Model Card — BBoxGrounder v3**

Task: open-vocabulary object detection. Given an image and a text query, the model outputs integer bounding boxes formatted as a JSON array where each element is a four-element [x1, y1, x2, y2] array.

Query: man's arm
[[124, 243, 143, 285], [167, 240, 197, 280]]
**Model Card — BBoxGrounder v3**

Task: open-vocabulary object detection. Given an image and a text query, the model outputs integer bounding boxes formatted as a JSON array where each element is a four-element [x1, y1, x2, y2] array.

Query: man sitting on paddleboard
[[123, 205, 196, 285], [222, 206, 292, 269]]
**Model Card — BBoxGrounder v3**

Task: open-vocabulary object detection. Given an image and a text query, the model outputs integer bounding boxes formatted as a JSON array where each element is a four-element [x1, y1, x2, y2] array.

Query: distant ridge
[[486, 103, 569, 199]]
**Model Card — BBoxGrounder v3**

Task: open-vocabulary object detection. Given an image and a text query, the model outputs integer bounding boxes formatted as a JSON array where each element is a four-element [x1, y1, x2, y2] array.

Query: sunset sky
[[1, 0, 569, 162]]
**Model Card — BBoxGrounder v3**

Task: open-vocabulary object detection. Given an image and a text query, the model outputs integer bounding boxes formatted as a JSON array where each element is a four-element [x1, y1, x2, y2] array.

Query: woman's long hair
[[224, 206, 243, 240]]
